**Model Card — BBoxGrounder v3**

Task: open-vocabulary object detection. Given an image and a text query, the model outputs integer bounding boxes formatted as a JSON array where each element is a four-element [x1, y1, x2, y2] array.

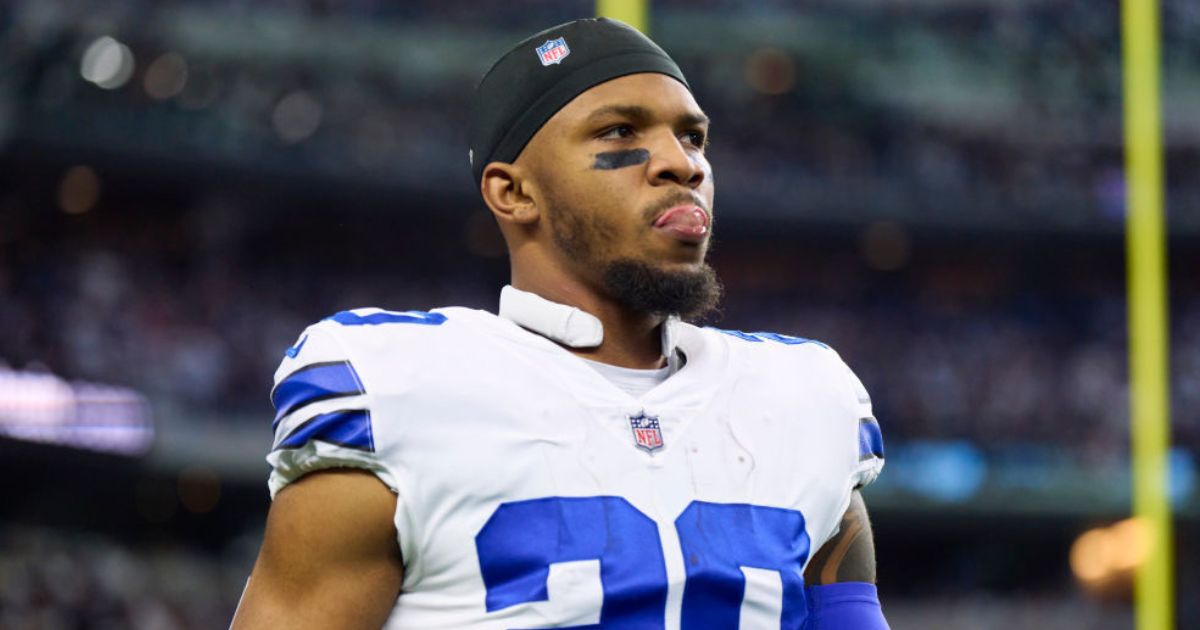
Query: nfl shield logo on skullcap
[[629, 411, 664, 453], [535, 37, 570, 66]]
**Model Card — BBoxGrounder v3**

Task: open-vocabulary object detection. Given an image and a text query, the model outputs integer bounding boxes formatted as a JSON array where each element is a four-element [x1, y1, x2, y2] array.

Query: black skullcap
[[469, 17, 689, 183]]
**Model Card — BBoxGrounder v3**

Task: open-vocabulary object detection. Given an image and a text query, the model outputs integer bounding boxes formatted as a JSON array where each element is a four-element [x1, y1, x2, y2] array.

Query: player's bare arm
[[804, 490, 877, 585], [231, 469, 402, 630], [800, 491, 889, 628]]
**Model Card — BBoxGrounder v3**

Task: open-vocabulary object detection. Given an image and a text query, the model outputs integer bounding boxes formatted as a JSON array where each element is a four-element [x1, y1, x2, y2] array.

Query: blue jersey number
[[475, 497, 811, 629]]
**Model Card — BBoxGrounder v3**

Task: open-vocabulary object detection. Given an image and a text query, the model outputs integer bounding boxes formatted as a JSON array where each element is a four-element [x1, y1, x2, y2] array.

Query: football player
[[232, 18, 888, 630]]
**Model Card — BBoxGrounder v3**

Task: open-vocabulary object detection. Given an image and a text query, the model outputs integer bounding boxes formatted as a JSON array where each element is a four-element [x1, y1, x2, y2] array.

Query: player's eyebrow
[[677, 111, 710, 129], [585, 104, 709, 128]]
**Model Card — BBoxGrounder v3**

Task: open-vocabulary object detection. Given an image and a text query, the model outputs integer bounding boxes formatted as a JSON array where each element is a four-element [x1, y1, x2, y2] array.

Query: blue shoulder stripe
[[275, 409, 374, 452], [271, 361, 365, 427], [712, 328, 764, 342], [326, 310, 447, 326], [750, 332, 828, 348], [710, 328, 828, 348], [858, 417, 884, 460]]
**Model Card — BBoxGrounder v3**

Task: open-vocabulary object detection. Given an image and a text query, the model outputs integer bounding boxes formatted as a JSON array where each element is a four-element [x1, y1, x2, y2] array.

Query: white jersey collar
[[498, 285, 683, 370]]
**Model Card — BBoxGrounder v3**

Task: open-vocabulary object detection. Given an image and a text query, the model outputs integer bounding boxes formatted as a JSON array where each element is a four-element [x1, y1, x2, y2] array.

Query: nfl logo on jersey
[[535, 37, 570, 66], [628, 411, 664, 453]]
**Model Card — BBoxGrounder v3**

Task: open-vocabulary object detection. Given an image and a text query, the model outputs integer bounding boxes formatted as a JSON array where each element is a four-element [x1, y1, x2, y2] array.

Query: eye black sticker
[[592, 148, 650, 170]]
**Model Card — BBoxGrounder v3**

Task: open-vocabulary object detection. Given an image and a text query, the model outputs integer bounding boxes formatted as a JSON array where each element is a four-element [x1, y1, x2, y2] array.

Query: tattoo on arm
[[804, 491, 877, 585]]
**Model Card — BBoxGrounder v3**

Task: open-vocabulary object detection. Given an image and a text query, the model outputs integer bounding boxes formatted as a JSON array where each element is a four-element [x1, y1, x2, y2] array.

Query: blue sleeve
[[803, 582, 889, 630]]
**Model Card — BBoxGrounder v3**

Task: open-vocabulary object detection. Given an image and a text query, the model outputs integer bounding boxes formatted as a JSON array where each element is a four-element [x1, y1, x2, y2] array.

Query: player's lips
[[652, 205, 709, 243]]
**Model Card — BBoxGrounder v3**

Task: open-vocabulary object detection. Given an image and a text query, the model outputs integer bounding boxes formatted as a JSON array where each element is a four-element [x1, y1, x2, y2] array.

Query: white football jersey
[[267, 289, 884, 630]]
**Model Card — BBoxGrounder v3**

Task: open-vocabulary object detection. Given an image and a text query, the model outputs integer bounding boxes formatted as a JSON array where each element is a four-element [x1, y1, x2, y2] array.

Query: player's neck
[[510, 272, 666, 370], [569, 305, 666, 370]]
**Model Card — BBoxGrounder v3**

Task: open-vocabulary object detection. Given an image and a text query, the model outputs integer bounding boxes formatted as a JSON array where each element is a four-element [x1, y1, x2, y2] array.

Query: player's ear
[[480, 162, 539, 226]]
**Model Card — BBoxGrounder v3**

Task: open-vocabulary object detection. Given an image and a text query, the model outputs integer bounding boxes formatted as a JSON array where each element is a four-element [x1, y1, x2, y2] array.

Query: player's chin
[[657, 242, 709, 267], [637, 259, 711, 286], [632, 232, 709, 269]]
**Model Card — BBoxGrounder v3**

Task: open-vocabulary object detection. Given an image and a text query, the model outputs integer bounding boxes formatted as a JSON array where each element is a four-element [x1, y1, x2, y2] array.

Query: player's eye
[[682, 129, 708, 149], [597, 124, 636, 140]]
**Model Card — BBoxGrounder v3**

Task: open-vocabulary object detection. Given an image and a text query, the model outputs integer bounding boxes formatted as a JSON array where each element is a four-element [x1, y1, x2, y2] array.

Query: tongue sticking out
[[654, 206, 709, 242]]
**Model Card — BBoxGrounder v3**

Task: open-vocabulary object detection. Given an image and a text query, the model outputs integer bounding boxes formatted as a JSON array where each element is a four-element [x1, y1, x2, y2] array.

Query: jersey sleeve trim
[[276, 408, 374, 452], [822, 346, 885, 490], [267, 440, 398, 499], [857, 417, 884, 461], [271, 360, 366, 427], [267, 321, 395, 500], [854, 417, 885, 489]]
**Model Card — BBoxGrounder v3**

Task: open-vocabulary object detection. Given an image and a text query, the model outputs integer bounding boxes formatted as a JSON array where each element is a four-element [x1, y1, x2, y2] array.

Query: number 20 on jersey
[[476, 497, 811, 629]]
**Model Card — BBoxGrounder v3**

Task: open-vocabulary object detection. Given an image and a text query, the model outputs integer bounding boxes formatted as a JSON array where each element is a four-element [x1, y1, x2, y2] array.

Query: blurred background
[[1, 0, 1198, 628]]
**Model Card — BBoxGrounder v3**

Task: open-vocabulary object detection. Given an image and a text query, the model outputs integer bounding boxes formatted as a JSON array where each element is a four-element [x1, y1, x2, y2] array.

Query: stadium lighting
[[272, 91, 323, 144], [1070, 518, 1152, 599], [178, 466, 222, 514], [0, 365, 153, 456], [745, 48, 797, 96], [144, 52, 189, 100], [80, 36, 135, 90], [58, 165, 101, 214], [860, 220, 912, 271]]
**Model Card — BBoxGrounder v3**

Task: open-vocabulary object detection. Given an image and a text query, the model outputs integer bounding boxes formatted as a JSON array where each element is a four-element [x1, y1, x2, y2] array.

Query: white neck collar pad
[[498, 285, 682, 367]]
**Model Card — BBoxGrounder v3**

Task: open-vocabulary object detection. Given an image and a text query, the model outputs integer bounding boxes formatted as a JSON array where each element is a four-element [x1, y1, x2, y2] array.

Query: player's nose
[[647, 132, 705, 189]]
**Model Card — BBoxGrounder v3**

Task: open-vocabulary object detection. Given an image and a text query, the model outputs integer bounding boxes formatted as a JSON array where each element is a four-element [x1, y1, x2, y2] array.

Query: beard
[[546, 196, 723, 321], [601, 258, 723, 321]]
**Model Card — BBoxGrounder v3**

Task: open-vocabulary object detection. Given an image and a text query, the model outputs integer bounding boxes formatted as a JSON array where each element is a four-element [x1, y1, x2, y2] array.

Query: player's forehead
[[549, 73, 707, 131]]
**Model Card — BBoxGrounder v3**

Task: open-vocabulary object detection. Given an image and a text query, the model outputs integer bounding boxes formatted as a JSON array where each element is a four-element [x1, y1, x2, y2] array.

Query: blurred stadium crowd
[[2, 0, 1199, 628], [3, 0, 1199, 229], [0, 522, 1135, 630], [0, 526, 252, 630], [3, 0, 1200, 454], [2, 218, 1197, 456]]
